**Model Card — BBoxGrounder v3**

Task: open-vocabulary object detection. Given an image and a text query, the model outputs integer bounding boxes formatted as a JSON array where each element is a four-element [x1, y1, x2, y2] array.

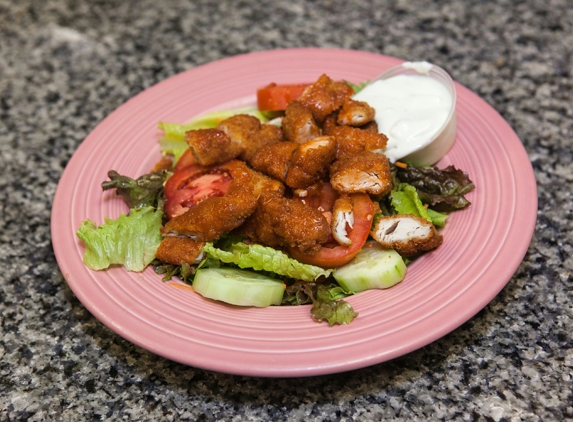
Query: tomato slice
[[173, 148, 197, 172], [164, 164, 232, 219], [257, 83, 310, 111], [293, 182, 338, 213], [288, 193, 374, 268]]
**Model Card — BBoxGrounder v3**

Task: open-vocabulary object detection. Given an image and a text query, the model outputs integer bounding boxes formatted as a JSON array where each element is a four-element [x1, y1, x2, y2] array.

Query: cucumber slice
[[333, 244, 407, 293], [193, 267, 285, 307]]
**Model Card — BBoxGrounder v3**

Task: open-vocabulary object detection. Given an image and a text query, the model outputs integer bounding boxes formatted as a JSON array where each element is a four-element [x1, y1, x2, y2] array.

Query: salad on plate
[[76, 72, 475, 326]]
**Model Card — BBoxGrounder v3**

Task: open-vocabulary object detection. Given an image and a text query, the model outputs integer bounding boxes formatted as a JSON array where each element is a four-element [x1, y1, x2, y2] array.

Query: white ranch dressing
[[353, 70, 453, 163]]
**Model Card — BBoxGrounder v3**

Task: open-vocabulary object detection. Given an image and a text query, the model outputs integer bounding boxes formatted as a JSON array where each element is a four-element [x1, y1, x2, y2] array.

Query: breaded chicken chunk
[[186, 129, 243, 166], [155, 237, 206, 266], [248, 141, 298, 183], [241, 193, 329, 254], [324, 125, 388, 159], [298, 74, 354, 122], [281, 100, 321, 144], [358, 120, 379, 134], [331, 194, 354, 247], [285, 136, 337, 189], [241, 123, 285, 161], [162, 160, 284, 241], [330, 150, 392, 196], [370, 214, 443, 257], [217, 114, 261, 152], [337, 98, 376, 127]]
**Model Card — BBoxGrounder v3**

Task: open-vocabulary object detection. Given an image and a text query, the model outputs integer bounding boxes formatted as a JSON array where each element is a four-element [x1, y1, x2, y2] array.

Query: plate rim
[[51, 48, 538, 377]]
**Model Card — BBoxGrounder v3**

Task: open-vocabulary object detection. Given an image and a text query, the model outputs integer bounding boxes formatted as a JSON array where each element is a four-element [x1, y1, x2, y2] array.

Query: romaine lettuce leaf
[[391, 183, 431, 220], [391, 183, 448, 227], [203, 242, 332, 282], [76, 206, 163, 272]]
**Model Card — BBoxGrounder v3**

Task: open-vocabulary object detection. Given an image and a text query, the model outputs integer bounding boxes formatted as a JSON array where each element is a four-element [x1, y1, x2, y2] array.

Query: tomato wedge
[[173, 148, 197, 172], [293, 181, 338, 212], [164, 164, 232, 220], [288, 193, 374, 268], [257, 83, 310, 111]]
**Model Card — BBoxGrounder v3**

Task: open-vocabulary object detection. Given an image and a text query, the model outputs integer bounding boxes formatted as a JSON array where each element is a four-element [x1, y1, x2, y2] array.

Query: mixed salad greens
[[77, 82, 475, 326]]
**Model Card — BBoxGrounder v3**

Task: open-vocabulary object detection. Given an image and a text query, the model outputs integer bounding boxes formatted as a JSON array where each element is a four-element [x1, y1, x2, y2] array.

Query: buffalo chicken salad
[[77, 73, 475, 326]]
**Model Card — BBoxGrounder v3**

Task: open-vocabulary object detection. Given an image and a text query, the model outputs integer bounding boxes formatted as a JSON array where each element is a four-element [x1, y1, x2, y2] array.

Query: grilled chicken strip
[[330, 150, 392, 196], [162, 160, 284, 241], [285, 136, 337, 189], [240, 193, 330, 254], [370, 214, 443, 257], [336, 98, 376, 127], [281, 100, 321, 144]]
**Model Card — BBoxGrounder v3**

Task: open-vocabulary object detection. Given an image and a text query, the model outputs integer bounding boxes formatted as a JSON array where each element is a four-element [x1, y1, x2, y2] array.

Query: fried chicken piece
[[370, 214, 443, 257], [151, 155, 174, 172], [330, 150, 392, 196], [217, 114, 261, 148], [186, 129, 243, 166], [358, 120, 379, 134], [248, 141, 298, 183], [331, 194, 354, 247], [155, 237, 206, 266], [162, 160, 284, 241], [324, 125, 388, 160], [321, 111, 339, 133], [285, 136, 337, 189], [281, 100, 321, 144], [241, 193, 329, 254], [337, 98, 376, 127], [241, 123, 285, 161], [298, 74, 354, 122]]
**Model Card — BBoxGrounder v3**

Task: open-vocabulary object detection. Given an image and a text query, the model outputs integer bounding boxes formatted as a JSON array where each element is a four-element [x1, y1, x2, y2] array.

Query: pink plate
[[51, 48, 537, 377]]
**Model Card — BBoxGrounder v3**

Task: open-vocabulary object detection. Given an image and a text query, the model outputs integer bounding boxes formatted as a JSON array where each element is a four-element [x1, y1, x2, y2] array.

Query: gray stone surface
[[1, 0, 572, 420]]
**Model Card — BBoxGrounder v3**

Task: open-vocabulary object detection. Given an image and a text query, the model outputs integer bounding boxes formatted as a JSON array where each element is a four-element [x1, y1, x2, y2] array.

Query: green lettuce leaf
[[427, 208, 448, 228], [101, 170, 168, 211], [345, 80, 369, 94], [202, 242, 332, 282], [391, 183, 448, 227], [309, 284, 358, 326], [76, 206, 163, 272], [391, 183, 431, 220]]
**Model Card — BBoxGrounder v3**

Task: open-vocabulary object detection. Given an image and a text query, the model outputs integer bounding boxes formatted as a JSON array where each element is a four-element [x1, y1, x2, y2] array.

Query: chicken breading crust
[[324, 125, 388, 160], [285, 136, 337, 189], [330, 150, 392, 196], [248, 141, 299, 183], [155, 237, 206, 266], [162, 160, 284, 241], [298, 74, 354, 122], [240, 193, 330, 254], [281, 100, 321, 144], [186, 128, 243, 166], [337, 98, 376, 127], [370, 214, 443, 257]]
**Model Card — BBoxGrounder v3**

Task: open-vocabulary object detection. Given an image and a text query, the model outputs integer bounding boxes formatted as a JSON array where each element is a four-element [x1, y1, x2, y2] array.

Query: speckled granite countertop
[[1, 0, 572, 420]]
